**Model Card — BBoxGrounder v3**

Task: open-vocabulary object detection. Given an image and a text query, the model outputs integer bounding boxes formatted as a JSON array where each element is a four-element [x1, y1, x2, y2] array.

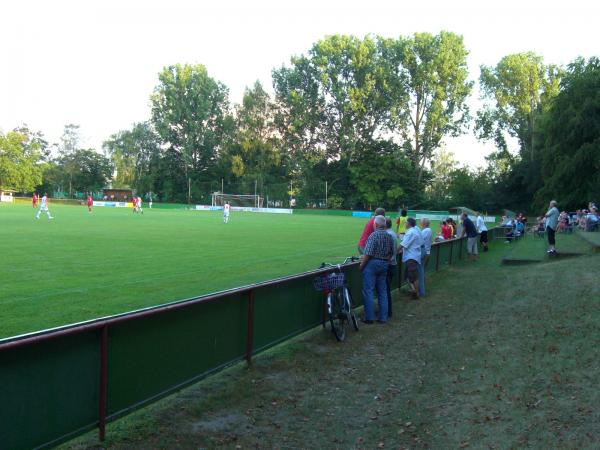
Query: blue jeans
[[362, 259, 389, 322]]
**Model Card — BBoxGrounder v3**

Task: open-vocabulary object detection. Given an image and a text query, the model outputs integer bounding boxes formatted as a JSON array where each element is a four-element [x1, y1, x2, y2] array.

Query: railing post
[[449, 239, 454, 264], [98, 325, 108, 442], [245, 290, 254, 364], [397, 259, 403, 290], [459, 236, 464, 260], [435, 244, 440, 271]]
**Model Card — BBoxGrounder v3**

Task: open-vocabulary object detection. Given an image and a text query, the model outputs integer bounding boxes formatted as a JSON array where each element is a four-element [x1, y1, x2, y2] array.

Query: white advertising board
[[93, 201, 132, 208], [415, 213, 496, 223], [195, 205, 292, 214]]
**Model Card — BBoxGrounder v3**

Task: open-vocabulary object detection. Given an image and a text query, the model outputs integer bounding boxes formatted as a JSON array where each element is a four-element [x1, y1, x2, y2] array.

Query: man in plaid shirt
[[359, 215, 395, 324]]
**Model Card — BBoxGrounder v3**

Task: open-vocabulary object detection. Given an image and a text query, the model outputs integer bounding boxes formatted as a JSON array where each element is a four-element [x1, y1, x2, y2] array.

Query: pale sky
[[1, 0, 598, 167]]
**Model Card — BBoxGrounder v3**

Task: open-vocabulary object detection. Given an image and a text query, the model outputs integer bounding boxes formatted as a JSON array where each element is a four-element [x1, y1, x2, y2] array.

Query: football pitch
[[0, 203, 367, 339]]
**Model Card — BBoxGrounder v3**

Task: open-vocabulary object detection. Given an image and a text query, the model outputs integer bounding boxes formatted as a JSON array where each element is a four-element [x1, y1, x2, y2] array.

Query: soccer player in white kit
[[223, 202, 230, 223], [35, 193, 54, 219], [137, 196, 143, 214]]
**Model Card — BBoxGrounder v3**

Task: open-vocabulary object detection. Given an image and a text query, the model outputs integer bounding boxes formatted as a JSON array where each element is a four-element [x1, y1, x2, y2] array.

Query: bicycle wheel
[[328, 289, 347, 341], [344, 287, 359, 331]]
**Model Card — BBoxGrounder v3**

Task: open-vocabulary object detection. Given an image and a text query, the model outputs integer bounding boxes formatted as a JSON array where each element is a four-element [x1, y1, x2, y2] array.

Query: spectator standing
[[476, 212, 488, 252], [419, 218, 432, 297], [399, 218, 423, 299], [396, 209, 408, 237], [384, 218, 398, 318], [357, 207, 385, 254], [543, 200, 560, 254], [359, 215, 395, 323], [459, 213, 479, 261]]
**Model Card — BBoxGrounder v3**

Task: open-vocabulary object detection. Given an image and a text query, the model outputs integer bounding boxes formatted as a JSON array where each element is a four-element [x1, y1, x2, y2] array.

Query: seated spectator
[[441, 220, 452, 240], [505, 219, 523, 243], [534, 217, 545, 236], [447, 218, 457, 237], [586, 208, 599, 231], [557, 211, 569, 233]]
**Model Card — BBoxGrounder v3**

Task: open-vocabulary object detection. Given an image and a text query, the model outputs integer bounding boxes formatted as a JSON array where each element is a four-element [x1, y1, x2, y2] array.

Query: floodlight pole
[[325, 181, 328, 208], [188, 178, 191, 205], [221, 178, 224, 194]]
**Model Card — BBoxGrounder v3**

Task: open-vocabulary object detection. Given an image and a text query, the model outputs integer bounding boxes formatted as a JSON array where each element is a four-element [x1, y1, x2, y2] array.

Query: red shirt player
[[87, 194, 93, 213], [132, 196, 137, 213], [32, 193, 38, 208]]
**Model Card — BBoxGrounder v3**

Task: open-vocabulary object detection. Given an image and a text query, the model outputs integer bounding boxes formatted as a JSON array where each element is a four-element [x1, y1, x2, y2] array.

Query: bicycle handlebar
[[319, 256, 359, 269]]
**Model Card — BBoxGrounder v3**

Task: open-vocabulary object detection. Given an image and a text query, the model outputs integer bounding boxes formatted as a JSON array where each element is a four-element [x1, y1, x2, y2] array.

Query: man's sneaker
[[49, 217, 54, 219]]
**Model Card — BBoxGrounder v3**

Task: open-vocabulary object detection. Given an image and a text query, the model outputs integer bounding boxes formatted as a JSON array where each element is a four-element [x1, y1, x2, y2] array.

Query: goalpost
[[211, 192, 264, 208]]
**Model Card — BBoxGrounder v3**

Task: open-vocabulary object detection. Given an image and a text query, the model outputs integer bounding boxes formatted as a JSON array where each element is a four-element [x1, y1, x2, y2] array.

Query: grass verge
[[62, 238, 600, 449]]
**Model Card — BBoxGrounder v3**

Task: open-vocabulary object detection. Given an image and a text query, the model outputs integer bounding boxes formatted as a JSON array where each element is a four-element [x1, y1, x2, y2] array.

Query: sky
[[1, 0, 598, 167]]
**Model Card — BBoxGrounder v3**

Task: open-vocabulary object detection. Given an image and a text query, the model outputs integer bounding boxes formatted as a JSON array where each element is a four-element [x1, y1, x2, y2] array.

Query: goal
[[211, 193, 264, 208]]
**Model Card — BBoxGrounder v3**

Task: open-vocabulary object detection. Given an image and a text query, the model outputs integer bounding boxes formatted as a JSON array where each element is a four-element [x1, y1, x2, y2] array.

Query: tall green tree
[[58, 124, 84, 196], [273, 35, 410, 207], [477, 52, 561, 161], [534, 57, 600, 209], [0, 131, 44, 192], [426, 147, 458, 207], [103, 121, 161, 191], [226, 81, 283, 192], [43, 149, 113, 194], [381, 31, 472, 184], [151, 64, 233, 202]]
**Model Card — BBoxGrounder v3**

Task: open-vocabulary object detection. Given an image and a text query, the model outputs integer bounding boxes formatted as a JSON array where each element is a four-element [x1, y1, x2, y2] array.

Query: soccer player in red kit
[[132, 196, 137, 213], [32, 193, 38, 208], [87, 193, 93, 213]]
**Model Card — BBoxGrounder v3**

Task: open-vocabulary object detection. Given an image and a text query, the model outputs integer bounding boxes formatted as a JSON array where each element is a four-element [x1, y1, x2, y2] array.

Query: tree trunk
[[530, 112, 535, 162]]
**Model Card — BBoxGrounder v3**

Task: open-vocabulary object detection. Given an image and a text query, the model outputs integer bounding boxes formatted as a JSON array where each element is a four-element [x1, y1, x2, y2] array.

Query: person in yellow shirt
[[396, 209, 408, 236]]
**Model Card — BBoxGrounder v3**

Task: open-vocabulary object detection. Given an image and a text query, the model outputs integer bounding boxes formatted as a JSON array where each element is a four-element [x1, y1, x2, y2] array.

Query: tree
[[103, 122, 161, 191], [151, 64, 233, 203], [226, 81, 283, 192], [45, 149, 113, 194], [533, 57, 600, 209], [66, 149, 113, 192], [0, 131, 44, 192], [59, 124, 83, 196], [426, 147, 458, 207], [272, 35, 408, 208], [381, 31, 472, 184], [477, 52, 561, 161]]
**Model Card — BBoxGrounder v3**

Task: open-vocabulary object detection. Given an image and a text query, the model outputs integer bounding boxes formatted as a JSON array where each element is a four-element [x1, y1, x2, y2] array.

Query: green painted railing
[[0, 229, 498, 449]]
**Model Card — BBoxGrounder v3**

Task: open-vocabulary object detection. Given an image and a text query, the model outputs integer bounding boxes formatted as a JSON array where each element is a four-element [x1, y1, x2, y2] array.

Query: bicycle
[[313, 256, 360, 341]]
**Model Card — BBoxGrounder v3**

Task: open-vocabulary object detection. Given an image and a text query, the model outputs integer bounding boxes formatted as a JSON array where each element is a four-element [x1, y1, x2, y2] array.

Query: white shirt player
[[36, 195, 53, 219], [223, 203, 230, 223]]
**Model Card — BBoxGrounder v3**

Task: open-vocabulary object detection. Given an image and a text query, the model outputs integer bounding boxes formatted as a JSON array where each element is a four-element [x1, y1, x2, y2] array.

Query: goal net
[[211, 193, 264, 208]]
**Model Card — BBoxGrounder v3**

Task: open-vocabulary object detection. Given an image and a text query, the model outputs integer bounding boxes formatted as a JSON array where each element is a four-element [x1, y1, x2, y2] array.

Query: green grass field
[[1, 203, 371, 339]]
